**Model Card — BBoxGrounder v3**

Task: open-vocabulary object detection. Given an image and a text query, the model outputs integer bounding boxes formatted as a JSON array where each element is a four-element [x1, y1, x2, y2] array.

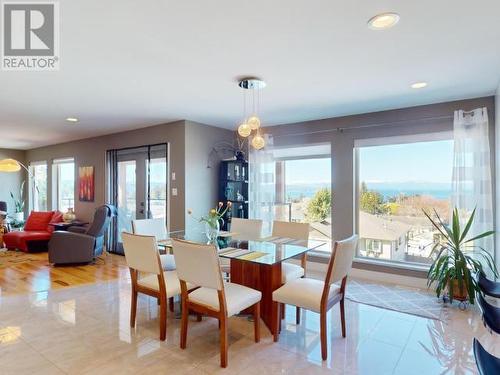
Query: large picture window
[[355, 134, 453, 267], [274, 143, 332, 251], [29, 161, 48, 211], [52, 158, 75, 212]]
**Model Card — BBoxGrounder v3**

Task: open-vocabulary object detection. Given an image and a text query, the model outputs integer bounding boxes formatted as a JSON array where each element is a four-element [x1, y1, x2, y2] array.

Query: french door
[[107, 144, 168, 254]]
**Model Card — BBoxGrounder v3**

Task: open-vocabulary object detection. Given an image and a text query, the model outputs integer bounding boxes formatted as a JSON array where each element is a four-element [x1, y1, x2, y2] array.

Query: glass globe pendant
[[237, 122, 251, 137], [247, 115, 261, 130], [251, 132, 265, 150]]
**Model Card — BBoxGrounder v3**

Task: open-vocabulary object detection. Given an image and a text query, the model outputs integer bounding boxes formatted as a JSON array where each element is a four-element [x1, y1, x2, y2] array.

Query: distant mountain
[[285, 181, 451, 200]]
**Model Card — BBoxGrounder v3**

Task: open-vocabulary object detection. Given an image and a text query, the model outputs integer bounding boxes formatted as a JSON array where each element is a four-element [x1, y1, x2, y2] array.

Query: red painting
[[79, 166, 94, 202]]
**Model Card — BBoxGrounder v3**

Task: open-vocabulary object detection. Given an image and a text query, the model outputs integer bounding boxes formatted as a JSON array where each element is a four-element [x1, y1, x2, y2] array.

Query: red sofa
[[3, 211, 63, 252]]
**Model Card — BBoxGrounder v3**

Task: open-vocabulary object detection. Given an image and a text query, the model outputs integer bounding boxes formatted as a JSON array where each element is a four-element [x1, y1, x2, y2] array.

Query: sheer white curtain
[[452, 107, 494, 257], [249, 134, 275, 236]]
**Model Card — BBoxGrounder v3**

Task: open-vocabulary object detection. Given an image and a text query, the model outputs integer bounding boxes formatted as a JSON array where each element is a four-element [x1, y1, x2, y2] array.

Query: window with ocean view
[[273, 144, 332, 251], [355, 136, 454, 267]]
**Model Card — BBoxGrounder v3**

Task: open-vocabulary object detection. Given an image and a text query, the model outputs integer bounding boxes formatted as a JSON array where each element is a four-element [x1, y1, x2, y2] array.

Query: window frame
[[52, 157, 75, 212], [29, 160, 48, 211], [353, 131, 454, 269]]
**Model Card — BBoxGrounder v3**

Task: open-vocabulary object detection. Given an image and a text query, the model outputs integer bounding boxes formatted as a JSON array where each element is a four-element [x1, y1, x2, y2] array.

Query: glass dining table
[[158, 233, 326, 335]]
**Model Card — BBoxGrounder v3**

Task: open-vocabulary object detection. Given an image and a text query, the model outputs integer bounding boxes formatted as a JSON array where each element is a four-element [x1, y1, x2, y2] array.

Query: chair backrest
[[272, 220, 310, 241], [473, 338, 500, 375], [230, 218, 263, 241], [122, 232, 162, 275], [132, 218, 168, 240], [172, 239, 223, 291], [476, 291, 500, 334], [326, 235, 358, 285], [86, 205, 113, 237]]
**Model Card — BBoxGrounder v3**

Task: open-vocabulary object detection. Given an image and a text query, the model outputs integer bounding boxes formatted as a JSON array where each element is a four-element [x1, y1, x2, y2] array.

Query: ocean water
[[285, 182, 451, 200]]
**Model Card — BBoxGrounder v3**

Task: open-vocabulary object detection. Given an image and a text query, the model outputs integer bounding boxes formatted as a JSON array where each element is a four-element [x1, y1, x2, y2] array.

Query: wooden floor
[[0, 250, 128, 296]]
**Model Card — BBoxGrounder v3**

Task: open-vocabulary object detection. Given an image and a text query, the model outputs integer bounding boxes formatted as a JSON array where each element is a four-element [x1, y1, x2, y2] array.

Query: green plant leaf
[[464, 230, 495, 244], [451, 207, 461, 246], [458, 207, 475, 243]]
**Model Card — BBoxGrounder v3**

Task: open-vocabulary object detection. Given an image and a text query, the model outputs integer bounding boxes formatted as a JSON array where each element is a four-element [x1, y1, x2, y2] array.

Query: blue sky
[[285, 158, 331, 184], [359, 140, 453, 184], [285, 140, 454, 185]]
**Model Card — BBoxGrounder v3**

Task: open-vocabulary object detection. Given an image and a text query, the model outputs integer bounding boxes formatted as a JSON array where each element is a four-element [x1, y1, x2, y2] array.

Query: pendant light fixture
[[237, 77, 267, 150]]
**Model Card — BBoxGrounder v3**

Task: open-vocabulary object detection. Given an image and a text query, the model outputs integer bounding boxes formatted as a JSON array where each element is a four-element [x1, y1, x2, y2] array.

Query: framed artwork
[[79, 166, 94, 202]]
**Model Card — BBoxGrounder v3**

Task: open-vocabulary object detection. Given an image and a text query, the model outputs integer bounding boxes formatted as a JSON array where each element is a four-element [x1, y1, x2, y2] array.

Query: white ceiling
[[1, 0, 499, 150]]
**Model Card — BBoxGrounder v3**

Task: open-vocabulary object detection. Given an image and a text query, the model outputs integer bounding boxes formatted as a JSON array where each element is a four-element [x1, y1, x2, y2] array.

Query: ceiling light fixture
[[66, 117, 79, 123], [237, 78, 267, 150], [367, 12, 400, 30], [411, 82, 428, 89]]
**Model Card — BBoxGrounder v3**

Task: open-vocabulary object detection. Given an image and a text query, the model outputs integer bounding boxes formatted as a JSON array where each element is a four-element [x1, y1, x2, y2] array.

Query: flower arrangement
[[187, 201, 232, 229]]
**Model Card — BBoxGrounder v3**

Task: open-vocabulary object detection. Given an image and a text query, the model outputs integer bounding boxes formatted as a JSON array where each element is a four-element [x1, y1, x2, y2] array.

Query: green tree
[[360, 189, 385, 214], [306, 188, 332, 222]]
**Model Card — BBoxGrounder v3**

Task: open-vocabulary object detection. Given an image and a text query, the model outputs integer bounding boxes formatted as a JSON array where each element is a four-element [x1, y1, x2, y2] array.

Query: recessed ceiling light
[[411, 82, 428, 89], [367, 12, 400, 30], [65, 117, 79, 123]]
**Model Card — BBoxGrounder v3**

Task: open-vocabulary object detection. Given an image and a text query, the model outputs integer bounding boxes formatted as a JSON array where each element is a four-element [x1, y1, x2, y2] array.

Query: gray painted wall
[[25, 121, 186, 231], [265, 96, 496, 247], [0, 148, 26, 214], [24, 119, 234, 236], [184, 121, 235, 237]]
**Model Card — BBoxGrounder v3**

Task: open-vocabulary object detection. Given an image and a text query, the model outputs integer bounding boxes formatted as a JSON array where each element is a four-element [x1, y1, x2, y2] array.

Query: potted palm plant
[[424, 207, 498, 305]]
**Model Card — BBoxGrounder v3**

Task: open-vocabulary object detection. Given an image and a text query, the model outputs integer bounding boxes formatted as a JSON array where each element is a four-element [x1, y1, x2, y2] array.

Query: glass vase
[[205, 221, 220, 245]]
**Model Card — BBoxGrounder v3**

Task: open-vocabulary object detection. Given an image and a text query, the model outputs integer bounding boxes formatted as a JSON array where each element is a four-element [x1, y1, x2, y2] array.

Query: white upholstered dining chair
[[132, 218, 176, 271], [272, 235, 358, 360], [220, 218, 263, 279], [271, 220, 310, 322], [172, 239, 262, 368], [122, 232, 191, 341], [230, 218, 263, 241]]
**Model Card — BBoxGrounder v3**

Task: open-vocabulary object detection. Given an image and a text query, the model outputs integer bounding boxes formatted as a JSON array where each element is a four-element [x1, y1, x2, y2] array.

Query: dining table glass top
[[158, 233, 326, 266]]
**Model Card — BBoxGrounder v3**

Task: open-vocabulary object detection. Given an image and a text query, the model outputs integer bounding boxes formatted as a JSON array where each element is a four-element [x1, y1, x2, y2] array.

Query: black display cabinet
[[219, 160, 248, 231]]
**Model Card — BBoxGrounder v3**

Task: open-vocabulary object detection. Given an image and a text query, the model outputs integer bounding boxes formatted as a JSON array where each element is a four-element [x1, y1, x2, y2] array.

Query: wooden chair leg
[[281, 303, 285, 319], [220, 316, 228, 368], [197, 314, 202, 322], [130, 289, 137, 327], [320, 310, 327, 360], [273, 302, 280, 342], [340, 298, 346, 338], [253, 302, 260, 343], [180, 300, 189, 349], [296, 306, 301, 325], [159, 295, 167, 341], [169, 297, 175, 312]]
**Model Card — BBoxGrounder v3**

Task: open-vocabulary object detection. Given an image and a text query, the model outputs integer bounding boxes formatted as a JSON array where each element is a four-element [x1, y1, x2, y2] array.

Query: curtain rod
[[269, 114, 454, 138]]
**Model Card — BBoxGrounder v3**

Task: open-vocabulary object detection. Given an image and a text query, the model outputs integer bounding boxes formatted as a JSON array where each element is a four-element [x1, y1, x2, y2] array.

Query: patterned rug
[[346, 278, 446, 321]]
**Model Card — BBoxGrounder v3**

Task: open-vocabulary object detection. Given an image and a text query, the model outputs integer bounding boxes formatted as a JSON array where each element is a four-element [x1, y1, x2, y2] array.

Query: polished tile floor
[[0, 274, 498, 374]]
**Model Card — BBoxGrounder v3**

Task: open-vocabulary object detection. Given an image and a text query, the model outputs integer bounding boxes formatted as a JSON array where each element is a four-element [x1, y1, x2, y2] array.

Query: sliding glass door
[[107, 144, 168, 254]]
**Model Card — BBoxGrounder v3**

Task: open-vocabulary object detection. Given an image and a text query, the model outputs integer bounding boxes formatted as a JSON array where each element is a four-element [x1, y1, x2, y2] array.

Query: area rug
[[345, 278, 446, 321]]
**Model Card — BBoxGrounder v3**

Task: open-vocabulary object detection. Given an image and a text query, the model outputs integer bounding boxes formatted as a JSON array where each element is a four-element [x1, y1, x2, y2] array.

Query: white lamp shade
[[251, 134, 265, 150], [0, 159, 21, 172], [238, 122, 252, 137], [247, 115, 261, 130]]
